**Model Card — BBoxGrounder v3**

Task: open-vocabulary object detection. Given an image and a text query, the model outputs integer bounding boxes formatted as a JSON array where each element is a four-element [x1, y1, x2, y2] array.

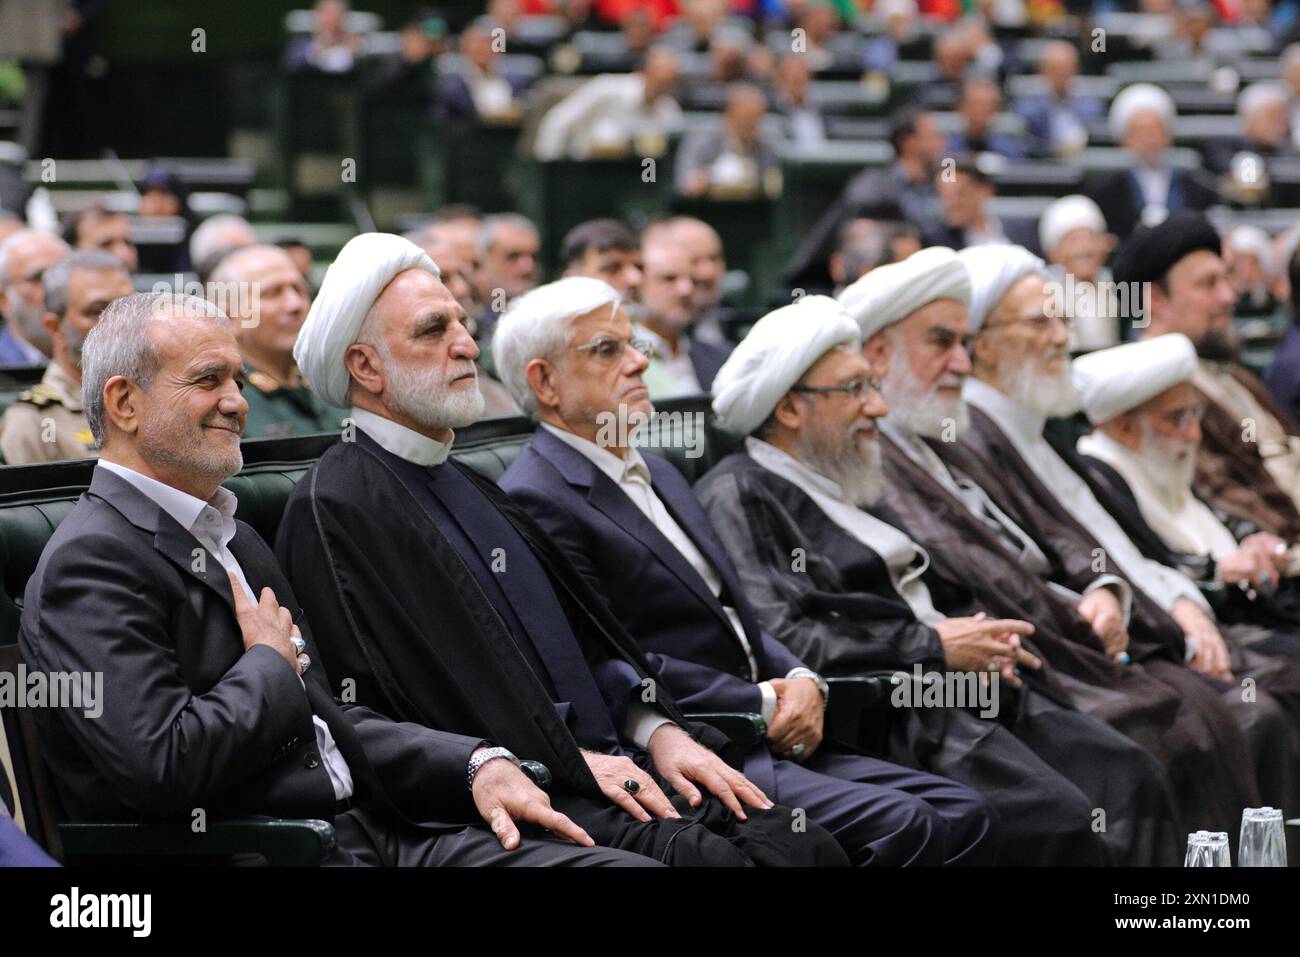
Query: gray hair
[[0, 229, 69, 286], [188, 214, 255, 271], [42, 250, 129, 319], [82, 292, 230, 446], [476, 213, 537, 257]]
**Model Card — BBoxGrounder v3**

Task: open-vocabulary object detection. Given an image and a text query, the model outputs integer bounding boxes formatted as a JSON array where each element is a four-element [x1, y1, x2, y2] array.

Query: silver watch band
[[466, 746, 519, 789]]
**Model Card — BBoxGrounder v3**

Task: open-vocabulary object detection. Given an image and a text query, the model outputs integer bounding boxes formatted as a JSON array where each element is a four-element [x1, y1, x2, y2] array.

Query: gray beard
[[381, 350, 486, 432], [5, 292, 53, 354], [1003, 356, 1081, 418], [881, 359, 969, 440], [798, 426, 886, 508], [1138, 420, 1197, 493]]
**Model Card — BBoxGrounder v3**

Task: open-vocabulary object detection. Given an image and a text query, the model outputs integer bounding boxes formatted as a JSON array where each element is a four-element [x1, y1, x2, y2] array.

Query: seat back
[[0, 643, 63, 857]]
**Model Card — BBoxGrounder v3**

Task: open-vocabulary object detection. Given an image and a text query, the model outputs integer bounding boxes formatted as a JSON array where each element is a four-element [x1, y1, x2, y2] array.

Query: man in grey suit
[[16, 290, 654, 867]]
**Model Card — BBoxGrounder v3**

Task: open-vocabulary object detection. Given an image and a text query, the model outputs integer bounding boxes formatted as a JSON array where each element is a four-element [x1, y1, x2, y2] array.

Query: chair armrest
[[824, 675, 900, 755], [58, 817, 337, 866], [685, 712, 767, 769]]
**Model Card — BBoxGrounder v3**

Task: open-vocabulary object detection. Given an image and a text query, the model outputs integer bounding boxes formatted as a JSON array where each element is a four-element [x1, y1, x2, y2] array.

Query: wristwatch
[[466, 746, 521, 789], [787, 667, 830, 704]]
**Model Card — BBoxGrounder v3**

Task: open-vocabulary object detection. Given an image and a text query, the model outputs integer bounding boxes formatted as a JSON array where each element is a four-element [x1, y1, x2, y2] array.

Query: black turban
[[1111, 211, 1223, 286]]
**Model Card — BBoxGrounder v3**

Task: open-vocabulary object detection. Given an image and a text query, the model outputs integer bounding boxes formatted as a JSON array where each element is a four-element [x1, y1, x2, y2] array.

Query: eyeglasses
[[791, 375, 882, 401], [569, 335, 657, 363], [1160, 405, 1204, 429]]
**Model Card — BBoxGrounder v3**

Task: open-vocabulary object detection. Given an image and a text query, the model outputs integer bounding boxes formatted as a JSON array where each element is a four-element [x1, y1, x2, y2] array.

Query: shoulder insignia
[[16, 384, 63, 409], [247, 371, 280, 394]]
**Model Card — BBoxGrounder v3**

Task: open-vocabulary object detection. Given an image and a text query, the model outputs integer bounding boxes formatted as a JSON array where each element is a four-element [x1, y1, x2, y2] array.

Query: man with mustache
[[276, 234, 850, 866], [1074, 334, 1300, 664], [949, 243, 1300, 822], [20, 290, 654, 867], [0, 229, 68, 367], [493, 278, 1001, 866], [207, 245, 346, 439], [1118, 212, 1300, 541], [694, 295, 1132, 865], [0, 251, 132, 464], [845, 248, 1253, 839]]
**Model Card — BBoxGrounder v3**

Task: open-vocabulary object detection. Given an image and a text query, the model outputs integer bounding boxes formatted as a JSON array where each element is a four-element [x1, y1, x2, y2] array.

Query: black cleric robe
[[696, 447, 1180, 865], [275, 431, 855, 867], [939, 405, 1300, 831], [878, 430, 1249, 838]]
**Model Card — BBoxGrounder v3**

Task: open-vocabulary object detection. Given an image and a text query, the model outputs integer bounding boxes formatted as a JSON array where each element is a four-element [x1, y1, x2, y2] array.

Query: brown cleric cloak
[[879, 431, 1254, 832]]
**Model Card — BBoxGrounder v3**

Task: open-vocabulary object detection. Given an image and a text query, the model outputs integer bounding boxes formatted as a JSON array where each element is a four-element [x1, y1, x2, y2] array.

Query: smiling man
[[0, 250, 133, 463]]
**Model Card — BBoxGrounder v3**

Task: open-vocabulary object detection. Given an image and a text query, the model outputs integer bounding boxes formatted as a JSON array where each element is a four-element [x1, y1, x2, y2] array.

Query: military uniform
[[0, 362, 96, 465], [241, 365, 347, 439]]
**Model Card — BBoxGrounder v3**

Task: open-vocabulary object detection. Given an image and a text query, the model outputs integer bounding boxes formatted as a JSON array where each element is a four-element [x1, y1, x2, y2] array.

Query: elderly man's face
[[1156, 250, 1237, 359], [1, 234, 67, 327], [1131, 381, 1204, 486], [1052, 225, 1109, 281], [980, 273, 1079, 416], [1041, 44, 1077, 96], [1123, 110, 1172, 165], [961, 83, 1000, 135], [134, 314, 249, 487], [876, 299, 972, 439], [361, 269, 484, 433], [225, 247, 310, 364], [568, 247, 643, 300], [552, 303, 652, 427], [78, 213, 139, 274], [1246, 99, 1289, 149], [640, 245, 696, 333], [482, 224, 538, 300], [55, 267, 134, 373], [787, 347, 889, 506]]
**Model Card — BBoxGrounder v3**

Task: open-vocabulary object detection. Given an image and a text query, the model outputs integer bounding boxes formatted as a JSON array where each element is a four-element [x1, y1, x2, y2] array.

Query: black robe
[[275, 432, 848, 867], [877, 432, 1240, 842], [940, 405, 1300, 832], [695, 448, 1179, 865]]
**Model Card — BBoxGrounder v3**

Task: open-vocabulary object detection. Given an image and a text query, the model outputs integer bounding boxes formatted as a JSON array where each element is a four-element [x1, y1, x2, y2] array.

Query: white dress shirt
[[746, 437, 947, 626], [963, 377, 1209, 615], [96, 459, 354, 801], [880, 417, 1132, 624], [637, 324, 704, 399], [356, 410, 673, 748], [541, 423, 783, 722], [533, 73, 682, 161]]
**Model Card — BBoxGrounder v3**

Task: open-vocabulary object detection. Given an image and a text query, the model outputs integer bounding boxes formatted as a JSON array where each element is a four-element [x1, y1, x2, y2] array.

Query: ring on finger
[[298, 653, 311, 673], [791, 743, 806, 760], [291, 634, 307, 655], [622, 778, 640, 795]]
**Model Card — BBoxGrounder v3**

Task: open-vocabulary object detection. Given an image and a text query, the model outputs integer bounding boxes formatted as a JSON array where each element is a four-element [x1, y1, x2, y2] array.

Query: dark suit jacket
[[501, 428, 805, 717], [18, 467, 483, 826], [1085, 167, 1220, 241], [919, 218, 1040, 255], [434, 71, 531, 122], [689, 336, 733, 393], [1265, 320, 1300, 426]]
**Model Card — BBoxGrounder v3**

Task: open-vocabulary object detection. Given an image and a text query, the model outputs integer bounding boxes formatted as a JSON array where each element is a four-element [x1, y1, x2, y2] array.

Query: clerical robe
[[877, 427, 1247, 839], [946, 396, 1300, 828], [697, 442, 1166, 864], [275, 428, 848, 867]]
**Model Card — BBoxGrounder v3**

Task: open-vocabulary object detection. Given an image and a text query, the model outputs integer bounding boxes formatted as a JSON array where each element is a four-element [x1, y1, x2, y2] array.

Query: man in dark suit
[[17, 289, 657, 867], [637, 235, 733, 397], [1084, 83, 1219, 241], [491, 276, 1014, 865], [921, 161, 1039, 254], [434, 17, 531, 123]]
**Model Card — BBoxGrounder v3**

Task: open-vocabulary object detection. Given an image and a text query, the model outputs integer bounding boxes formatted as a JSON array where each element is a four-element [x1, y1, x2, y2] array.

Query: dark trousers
[[766, 748, 1001, 866]]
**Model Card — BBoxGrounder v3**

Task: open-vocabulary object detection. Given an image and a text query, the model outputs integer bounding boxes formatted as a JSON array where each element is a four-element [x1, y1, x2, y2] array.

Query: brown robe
[[1195, 371, 1300, 541], [879, 433, 1255, 832]]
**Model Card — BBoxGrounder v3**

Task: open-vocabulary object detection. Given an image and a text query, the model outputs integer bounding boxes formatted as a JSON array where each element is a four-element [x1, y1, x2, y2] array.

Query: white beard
[[798, 423, 885, 508], [382, 348, 486, 431], [1138, 419, 1197, 495], [1002, 352, 1081, 418], [881, 359, 969, 440]]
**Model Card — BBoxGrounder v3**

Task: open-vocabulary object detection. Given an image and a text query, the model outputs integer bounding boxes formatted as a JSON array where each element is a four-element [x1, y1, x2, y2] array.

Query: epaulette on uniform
[[16, 383, 63, 409]]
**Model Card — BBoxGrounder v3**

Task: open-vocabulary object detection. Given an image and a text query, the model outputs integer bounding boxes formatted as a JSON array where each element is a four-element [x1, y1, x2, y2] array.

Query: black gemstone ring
[[623, 779, 640, 794]]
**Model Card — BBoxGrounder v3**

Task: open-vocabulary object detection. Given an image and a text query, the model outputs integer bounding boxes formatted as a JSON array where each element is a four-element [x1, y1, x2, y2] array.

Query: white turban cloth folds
[[1072, 332, 1198, 425], [712, 295, 860, 436], [294, 232, 442, 408], [836, 246, 971, 340], [959, 244, 1050, 333]]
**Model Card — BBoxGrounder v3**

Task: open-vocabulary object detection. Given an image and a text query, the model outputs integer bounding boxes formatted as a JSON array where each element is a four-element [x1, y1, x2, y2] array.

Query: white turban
[[1226, 224, 1272, 270], [1238, 82, 1287, 121], [1109, 83, 1176, 141], [712, 295, 860, 436], [1072, 333, 1197, 425], [1038, 194, 1107, 257], [959, 244, 1050, 332], [294, 232, 441, 408], [836, 246, 970, 341]]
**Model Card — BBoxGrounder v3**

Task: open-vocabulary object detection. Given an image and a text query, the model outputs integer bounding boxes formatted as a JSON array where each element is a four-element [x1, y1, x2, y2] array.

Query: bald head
[[209, 244, 310, 377]]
